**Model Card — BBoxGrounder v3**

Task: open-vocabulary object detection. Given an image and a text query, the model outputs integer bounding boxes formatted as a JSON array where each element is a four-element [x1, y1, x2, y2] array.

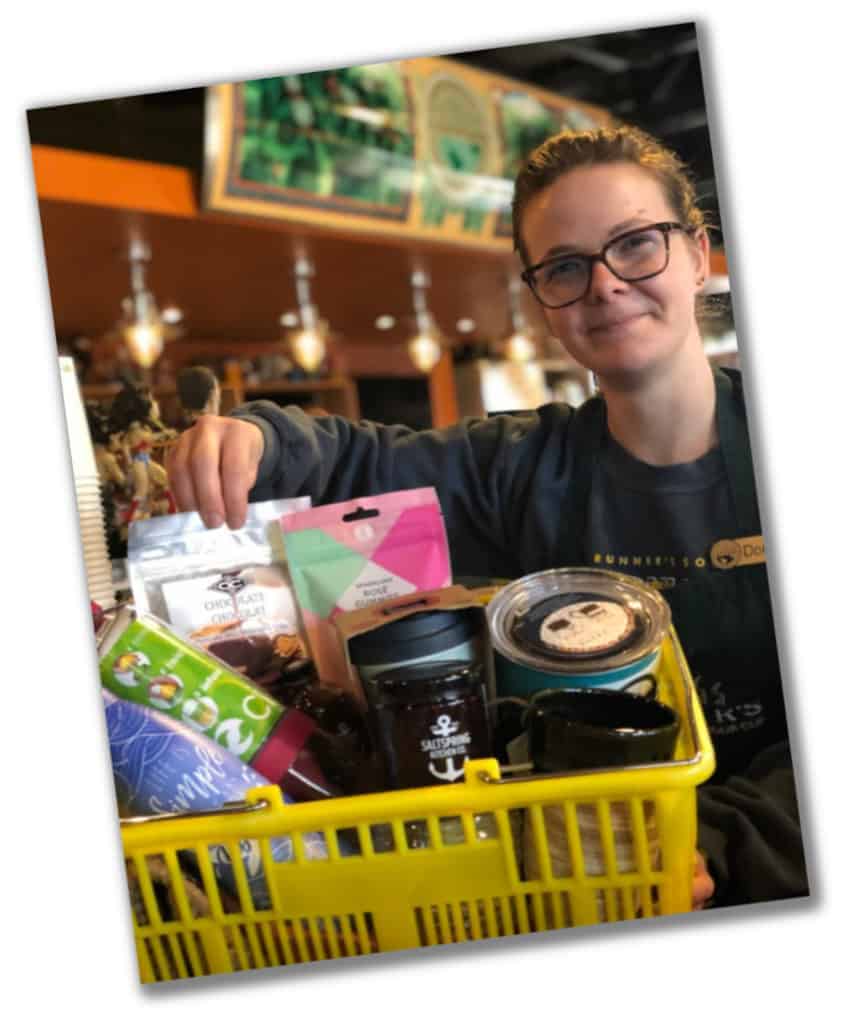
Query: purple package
[[102, 690, 327, 907]]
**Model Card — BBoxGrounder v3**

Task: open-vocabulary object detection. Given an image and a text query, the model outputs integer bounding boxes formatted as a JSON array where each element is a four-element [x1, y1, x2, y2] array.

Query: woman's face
[[520, 162, 709, 382]]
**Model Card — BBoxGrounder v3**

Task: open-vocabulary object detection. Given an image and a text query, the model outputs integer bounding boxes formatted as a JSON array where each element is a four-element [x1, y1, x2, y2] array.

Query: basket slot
[[619, 886, 638, 920], [335, 827, 362, 856], [423, 905, 444, 945], [229, 839, 264, 916], [242, 920, 269, 968], [226, 923, 250, 971], [253, 921, 281, 968], [346, 913, 368, 955], [595, 802, 620, 880], [236, 839, 274, 913], [403, 819, 430, 850], [439, 815, 466, 845], [126, 858, 148, 926], [272, 919, 302, 965], [472, 812, 498, 841], [645, 800, 662, 871], [257, 838, 284, 916], [541, 890, 565, 931], [303, 916, 328, 961], [495, 808, 525, 884], [483, 897, 501, 938], [464, 899, 482, 939], [320, 915, 342, 958], [526, 805, 554, 883], [284, 920, 312, 963], [192, 841, 226, 914], [164, 932, 190, 979], [600, 889, 618, 923], [163, 850, 196, 924], [291, 830, 330, 864], [180, 929, 207, 977], [527, 891, 546, 931], [523, 804, 584, 881], [207, 844, 241, 916], [436, 905, 453, 943], [511, 893, 531, 934], [561, 804, 588, 881], [130, 854, 168, 926], [370, 822, 395, 853], [622, 798, 651, 872], [363, 911, 379, 954], [559, 891, 575, 928], [144, 934, 173, 981], [413, 907, 429, 946], [447, 902, 465, 942], [135, 937, 155, 983], [494, 895, 515, 936]]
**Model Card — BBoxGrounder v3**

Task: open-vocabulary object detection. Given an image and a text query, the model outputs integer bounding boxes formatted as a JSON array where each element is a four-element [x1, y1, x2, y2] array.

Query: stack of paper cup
[[58, 356, 115, 608]]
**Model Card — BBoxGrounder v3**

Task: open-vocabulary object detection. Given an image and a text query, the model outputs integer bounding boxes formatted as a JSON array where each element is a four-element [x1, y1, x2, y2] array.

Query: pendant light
[[121, 240, 165, 369], [288, 258, 328, 373], [406, 270, 442, 373], [501, 275, 537, 363]]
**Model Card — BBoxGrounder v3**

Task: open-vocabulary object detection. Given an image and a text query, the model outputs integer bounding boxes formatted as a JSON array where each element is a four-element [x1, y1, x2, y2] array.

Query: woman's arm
[[167, 401, 580, 578]]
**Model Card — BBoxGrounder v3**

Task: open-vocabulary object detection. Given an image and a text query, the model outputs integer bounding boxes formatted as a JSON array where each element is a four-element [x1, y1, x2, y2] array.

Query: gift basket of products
[[97, 488, 714, 983]]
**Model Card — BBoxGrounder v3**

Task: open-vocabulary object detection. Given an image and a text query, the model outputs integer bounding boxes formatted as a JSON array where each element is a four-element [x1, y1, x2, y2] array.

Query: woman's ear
[[691, 227, 711, 286]]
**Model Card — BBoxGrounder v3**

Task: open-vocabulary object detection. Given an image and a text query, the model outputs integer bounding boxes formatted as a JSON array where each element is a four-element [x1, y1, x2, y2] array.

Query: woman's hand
[[166, 415, 264, 529], [693, 849, 715, 910]]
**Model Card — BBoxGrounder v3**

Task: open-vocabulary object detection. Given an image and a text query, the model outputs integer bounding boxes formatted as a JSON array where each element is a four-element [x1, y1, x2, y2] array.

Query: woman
[[167, 126, 806, 910]]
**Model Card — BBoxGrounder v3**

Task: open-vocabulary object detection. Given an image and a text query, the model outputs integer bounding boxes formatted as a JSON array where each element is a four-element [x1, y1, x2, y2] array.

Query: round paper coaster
[[538, 599, 637, 657]]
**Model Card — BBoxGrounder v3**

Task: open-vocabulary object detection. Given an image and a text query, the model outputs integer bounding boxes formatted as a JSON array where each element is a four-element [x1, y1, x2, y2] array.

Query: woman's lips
[[587, 312, 647, 334]]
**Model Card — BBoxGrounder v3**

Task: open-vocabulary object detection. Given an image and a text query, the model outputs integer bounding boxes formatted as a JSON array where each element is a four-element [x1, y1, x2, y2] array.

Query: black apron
[[556, 369, 788, 782]]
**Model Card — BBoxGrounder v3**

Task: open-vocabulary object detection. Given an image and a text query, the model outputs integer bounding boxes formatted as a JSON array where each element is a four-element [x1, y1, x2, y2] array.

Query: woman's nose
[[586, 259, 628, 302]]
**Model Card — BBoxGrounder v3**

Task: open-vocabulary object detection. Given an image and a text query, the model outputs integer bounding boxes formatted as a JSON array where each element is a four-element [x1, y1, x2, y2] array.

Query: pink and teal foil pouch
[[281, 488, 452, 698]]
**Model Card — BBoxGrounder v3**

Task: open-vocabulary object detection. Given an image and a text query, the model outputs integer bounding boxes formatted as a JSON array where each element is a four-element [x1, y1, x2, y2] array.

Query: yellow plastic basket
[[120, 627, 714, 983]]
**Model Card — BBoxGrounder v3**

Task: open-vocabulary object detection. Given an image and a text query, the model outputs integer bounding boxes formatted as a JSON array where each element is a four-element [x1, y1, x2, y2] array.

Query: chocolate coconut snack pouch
[[281, 488, 452, 702], [127, 498, 314, 701]]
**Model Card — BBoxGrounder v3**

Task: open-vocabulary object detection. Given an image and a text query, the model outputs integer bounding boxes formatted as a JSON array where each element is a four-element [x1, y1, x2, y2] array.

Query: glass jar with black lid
[[369, 660, 491, 790]]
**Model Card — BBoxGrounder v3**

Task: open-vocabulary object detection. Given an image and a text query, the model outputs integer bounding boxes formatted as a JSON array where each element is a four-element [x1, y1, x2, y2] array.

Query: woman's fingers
[[221, 420, 265, 529], [692, 850, 715, 910], [166, 416, 264, 528]]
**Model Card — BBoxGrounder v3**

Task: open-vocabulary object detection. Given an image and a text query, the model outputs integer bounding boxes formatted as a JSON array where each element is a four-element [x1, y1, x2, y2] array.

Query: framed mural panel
[[203, 56, 613, 249]]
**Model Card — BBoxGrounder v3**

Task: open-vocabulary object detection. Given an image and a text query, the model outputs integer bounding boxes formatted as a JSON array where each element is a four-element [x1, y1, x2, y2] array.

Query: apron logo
[[710, 536, 766, 570]]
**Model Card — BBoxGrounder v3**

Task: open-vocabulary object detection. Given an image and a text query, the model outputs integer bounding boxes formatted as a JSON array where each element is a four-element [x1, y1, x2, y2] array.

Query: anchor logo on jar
[[425, 713, 471, 783]]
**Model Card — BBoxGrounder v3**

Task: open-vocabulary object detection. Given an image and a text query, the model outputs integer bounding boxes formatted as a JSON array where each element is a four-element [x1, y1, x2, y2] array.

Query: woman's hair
[[512, 124, 708, 266]]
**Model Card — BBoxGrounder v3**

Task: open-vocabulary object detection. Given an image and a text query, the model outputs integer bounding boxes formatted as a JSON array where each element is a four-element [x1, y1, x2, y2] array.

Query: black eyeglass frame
[[520, 221, 694, 309]]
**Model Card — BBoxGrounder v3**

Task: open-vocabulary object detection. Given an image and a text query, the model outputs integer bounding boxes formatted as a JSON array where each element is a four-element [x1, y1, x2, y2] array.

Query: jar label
[[422, 713, 473, 783]]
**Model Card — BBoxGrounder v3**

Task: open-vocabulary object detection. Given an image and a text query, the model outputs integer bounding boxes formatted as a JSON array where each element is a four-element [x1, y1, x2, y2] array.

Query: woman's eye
[[542, 258, 587, 284], [614, 231, 659, 256]]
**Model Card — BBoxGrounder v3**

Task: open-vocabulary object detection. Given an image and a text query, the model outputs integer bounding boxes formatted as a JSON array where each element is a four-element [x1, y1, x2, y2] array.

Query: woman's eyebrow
[[540, 215, 654, 260]]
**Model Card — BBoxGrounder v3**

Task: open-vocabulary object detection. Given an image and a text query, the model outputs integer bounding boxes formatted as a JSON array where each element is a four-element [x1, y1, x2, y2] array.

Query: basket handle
[[119, 795, 270, 827]]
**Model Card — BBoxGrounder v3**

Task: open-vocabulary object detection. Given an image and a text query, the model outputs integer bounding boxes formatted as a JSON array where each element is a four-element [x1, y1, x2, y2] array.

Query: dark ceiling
[[27, 21, 719, 238], [29, 21, 728, 351]]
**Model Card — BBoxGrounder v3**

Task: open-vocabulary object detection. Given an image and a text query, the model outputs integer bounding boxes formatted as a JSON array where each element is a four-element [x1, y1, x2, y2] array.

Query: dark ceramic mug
[[520, 687, 680, 773]]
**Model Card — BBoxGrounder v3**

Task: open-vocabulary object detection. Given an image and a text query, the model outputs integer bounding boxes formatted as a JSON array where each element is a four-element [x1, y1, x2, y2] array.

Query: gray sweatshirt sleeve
[[231, 400, 580, 578], [697, 741, 809, 907]]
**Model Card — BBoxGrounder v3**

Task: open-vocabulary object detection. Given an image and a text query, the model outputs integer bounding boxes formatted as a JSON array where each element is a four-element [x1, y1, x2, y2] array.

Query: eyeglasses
[[521, 221, 692, 309]]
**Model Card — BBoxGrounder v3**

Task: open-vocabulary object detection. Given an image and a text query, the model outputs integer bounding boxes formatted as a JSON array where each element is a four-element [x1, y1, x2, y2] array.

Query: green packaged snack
[[98, 607, 285, 763]]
